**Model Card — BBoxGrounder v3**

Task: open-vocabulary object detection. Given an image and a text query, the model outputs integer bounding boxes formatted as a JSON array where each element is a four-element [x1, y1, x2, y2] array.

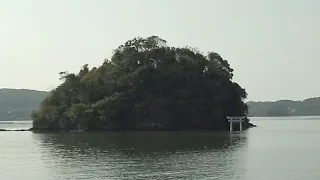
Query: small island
[[31, 36, 254, 131]]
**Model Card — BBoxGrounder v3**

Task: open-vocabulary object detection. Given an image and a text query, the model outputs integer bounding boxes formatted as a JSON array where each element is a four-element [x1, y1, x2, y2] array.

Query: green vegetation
[[0, 89, 48, 120], [31, 36, 250, 131], [247, 97, 320, 117]]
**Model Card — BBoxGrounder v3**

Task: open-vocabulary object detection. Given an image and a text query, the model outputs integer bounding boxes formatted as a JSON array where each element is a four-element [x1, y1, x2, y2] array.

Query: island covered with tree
[[247, 97, 320, 117], [31, 36, 252, 131]]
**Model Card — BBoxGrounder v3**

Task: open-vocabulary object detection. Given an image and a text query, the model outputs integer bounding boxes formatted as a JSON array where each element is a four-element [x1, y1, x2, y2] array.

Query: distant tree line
[[247, 98, 320, 117], [0, 89, 48, 121]]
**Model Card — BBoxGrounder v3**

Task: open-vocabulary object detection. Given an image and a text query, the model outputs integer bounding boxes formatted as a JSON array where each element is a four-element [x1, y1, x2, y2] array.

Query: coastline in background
[[247, 98, 320, 117], [1, 88, 320, 120]]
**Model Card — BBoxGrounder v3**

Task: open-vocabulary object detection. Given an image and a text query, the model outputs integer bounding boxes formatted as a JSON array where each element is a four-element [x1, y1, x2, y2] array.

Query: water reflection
[[35, 132, 247, 153], [33, 132, 248, 179]]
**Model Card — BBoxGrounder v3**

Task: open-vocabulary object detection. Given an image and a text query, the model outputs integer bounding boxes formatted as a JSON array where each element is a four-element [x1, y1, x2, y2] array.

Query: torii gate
[[226, 116, 246, 132]]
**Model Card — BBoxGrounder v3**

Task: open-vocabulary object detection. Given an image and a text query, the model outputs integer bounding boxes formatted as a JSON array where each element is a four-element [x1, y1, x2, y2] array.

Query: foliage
[[0, 89, 48, 120], [247, 98, 320, 117], [32, 36, 249, 131]]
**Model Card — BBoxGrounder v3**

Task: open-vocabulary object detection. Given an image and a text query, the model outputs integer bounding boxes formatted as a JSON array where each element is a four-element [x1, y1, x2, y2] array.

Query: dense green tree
[[31, 36, 251, 131]]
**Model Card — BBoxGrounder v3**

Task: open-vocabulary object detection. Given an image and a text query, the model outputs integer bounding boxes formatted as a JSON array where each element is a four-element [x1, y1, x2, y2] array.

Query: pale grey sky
[[1, 0, 319, 101]]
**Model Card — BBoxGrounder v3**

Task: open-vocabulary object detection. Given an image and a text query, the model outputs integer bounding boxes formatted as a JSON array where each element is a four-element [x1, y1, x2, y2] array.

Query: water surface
[[1, 117, 320, 179]]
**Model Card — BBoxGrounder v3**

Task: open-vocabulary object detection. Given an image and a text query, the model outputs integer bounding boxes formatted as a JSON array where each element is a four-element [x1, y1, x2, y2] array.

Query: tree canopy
[[31, 36, 249, 131]]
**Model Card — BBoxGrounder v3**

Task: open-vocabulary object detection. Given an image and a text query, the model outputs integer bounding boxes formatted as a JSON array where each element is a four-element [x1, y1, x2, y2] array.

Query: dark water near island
[[1, 117, 320, 180]]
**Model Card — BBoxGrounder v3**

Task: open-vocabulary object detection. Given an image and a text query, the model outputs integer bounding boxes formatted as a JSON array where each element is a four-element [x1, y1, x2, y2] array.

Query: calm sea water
[[1, 117, 320, 180]]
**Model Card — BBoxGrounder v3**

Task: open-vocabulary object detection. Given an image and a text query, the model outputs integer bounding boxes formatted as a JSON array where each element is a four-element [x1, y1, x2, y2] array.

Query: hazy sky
[[1, 0, 319, 101]]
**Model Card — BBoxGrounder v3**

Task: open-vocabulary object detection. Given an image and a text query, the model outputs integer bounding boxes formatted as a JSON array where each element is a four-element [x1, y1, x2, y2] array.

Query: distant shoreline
[[0, 123, 256, 133], [247, 98, 320, 117], [249, 115, 320, 118], [0, 129, 30, 132]]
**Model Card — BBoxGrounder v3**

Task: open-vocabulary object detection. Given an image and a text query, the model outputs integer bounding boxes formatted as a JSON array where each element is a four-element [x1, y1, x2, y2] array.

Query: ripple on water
[[0, 127, 249, 180]]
